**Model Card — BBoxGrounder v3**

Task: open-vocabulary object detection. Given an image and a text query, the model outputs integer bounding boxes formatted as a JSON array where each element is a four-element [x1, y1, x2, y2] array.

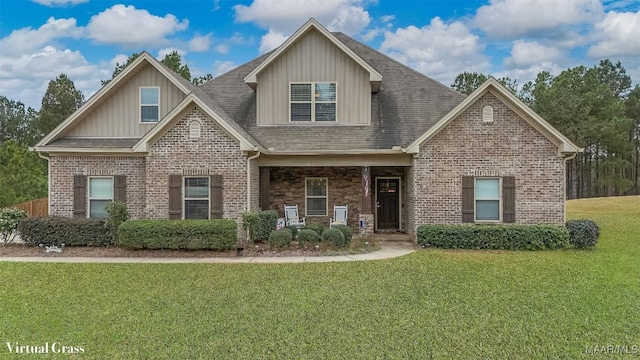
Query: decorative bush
[[242, 210, 278, 243], [298, 229, 320, 243], [285, 226, 300, 238], [566, 219, 599, 248], [0, 207, 28, 245], [18, 216, 112, 247], [268, 229, 292, 249], [304, 223, 324, 236], [105, 201, 129, 240], [417, 224, 570, 250], [322, 228, 346, 248], [118, 219, 237, 250], [332, 224, 353, 244]]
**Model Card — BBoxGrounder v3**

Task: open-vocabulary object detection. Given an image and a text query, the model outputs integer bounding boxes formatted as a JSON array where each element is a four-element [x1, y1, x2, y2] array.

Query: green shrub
[[285, 225, 300, 238], [332, 224, 353, 244], [0, 207, 28, 245], [298, 229, 320, 243], [268, 229, 292, 249], [566, 219, 599, 248], [242, 210, 278, 243], [322, 228, 346, 248], [105, 201, 129, 240], [117, 219, 237, 250], [417, 224, 569, 250], [18, 216, 112, 247], [304, 223, 325, 236]]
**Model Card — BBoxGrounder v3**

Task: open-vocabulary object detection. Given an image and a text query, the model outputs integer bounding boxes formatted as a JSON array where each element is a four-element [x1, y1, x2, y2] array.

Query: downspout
[[246, 150, 261, 212], [36, 151, 51, 215], [563, 152, 578, 223]]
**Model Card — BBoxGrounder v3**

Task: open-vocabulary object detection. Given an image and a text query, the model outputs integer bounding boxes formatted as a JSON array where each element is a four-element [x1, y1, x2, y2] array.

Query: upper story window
[[140, 87, 159, 123], [290, 82, 336, 122]]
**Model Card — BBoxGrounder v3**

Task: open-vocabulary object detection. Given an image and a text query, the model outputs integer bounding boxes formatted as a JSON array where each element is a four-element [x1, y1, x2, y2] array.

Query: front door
[[376, 178, 400, 230]]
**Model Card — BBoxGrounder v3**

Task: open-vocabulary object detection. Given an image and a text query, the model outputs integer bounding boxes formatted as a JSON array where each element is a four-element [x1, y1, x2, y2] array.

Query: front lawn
[[1, 197, 638, 358]]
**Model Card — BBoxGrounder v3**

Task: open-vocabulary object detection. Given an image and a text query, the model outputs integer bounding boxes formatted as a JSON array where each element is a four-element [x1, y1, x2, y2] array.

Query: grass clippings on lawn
[[0, 196, 638, 359]]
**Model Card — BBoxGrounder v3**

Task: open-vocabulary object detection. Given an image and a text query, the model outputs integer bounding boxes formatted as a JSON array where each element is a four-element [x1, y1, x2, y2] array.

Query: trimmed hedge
[[332, 224, 353, 244], [117, 219, 237, 250], [242, 210, 278, 243], [18, 216, 113, 247], [298, 229, 320, 243], [268, 229, 292, 248], [566, 219, 599, 248], [322, 228, 346, 248], [417, 224, 570, 250], [304, 223, 325, 236]]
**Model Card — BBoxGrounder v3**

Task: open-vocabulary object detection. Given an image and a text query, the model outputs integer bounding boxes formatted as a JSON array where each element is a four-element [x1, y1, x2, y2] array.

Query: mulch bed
[[0, 243, 380, 258]]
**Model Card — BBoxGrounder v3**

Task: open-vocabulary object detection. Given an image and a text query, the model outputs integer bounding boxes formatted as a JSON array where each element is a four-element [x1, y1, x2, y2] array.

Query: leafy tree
[[451, 72, 488, 95], [102, 51, 191, 85], [161, 51, 191, 80], [0, 96, 39, 146], [36, 73, 84, 139], [0, 140, 47, 207], [192, 73, 213, 86]]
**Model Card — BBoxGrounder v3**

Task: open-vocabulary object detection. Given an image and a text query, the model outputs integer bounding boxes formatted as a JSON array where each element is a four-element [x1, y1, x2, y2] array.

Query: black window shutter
[[503, 176, 516, 223], [169, 175, 182, 219], [114, 175, 126, 202], [73, 175, 87, 218], [462, 176, 474, 223], [210, 175, 223, 219]]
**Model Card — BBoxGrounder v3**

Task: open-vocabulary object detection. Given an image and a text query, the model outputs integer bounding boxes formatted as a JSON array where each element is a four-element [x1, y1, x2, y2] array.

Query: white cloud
[[86, 5, 189, 47], [31, 0, 88, 6], [215, 44, 229, 54], [212, 60, 238, 76], [189, 33, 212, 52], [504, 40, 563, 68], [474, 0, 603, 38], [380, 15, 395, 23], [0, 17, 83, 56], [0, 46, 111, 109], [259, 30, 289, 53], [380, 17, 490, 84], [234, 0, 371, 52], [588, 10, 640, 57]]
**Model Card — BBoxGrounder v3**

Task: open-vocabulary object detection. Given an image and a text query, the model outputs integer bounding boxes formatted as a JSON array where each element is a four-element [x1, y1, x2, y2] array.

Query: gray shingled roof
[[200, 32, 466, 152]]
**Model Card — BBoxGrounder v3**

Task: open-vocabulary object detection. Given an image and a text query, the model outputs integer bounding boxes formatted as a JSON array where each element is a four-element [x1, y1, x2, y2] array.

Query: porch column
[[259, 167, 270, 210], [360, 166, 374, 234]]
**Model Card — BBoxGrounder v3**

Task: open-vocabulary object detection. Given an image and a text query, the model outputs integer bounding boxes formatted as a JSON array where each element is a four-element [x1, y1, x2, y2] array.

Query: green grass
[[1, 197, 639, 359]]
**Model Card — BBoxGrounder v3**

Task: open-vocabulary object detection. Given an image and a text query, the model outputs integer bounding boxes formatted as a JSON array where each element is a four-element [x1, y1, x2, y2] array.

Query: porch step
[[369, 233, 415, 242]]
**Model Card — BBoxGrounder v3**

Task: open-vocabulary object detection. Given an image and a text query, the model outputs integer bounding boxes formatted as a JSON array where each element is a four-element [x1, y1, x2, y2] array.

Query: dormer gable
[[244, 18, 382, 92]]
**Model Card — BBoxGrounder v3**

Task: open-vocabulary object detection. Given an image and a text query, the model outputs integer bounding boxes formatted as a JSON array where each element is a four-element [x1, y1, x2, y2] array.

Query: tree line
[[452, 60, 640, 199]]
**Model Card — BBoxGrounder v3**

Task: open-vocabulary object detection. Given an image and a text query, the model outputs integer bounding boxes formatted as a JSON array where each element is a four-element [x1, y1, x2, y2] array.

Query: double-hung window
[[290, 82, 336, 122], [306, 178, 328, 216], [88, 177, 113, 218], [184, 177, 210, 219], [475, 178, 501, 221], [140, 87, 159, 123]]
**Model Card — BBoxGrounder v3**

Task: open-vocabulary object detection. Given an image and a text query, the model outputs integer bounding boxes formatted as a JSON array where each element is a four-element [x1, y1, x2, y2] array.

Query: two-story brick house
[[33, 19, 581, 239]]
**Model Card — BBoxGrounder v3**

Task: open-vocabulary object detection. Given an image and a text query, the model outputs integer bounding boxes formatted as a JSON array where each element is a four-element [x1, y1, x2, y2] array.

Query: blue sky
[[1, 0, 639, 109]]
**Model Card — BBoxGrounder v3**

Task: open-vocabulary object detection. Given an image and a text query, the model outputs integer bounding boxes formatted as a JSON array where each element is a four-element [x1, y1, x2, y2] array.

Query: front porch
[[258, 165, 409, 234]]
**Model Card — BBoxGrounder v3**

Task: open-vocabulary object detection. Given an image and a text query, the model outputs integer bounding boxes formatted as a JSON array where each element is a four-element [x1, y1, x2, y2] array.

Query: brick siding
[[407, 92, 566, 235]]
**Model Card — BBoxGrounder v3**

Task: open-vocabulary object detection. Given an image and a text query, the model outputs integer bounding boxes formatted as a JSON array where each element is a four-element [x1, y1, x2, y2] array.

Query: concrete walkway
[[0, 241, 416, 264]]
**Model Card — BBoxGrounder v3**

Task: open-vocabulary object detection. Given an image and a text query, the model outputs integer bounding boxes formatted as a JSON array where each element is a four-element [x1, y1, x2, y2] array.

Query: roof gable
[[243, 18, 382, 91], [35, 52, 191, 147], [405, 77, 583, 154]]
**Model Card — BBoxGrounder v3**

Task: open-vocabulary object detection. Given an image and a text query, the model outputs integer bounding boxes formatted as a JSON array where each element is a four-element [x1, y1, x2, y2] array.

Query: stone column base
[[358, 213, 374, 234]]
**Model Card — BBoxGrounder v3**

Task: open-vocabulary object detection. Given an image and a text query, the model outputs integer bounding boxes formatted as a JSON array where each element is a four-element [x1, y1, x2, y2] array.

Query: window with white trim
[[184, 177, 209, 219], [140, 87, 159, 123], [305, 178, 328, 216], [475, 178, 500, 221], [290, 82, 336, 122], [88, 177, 113, 218]]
